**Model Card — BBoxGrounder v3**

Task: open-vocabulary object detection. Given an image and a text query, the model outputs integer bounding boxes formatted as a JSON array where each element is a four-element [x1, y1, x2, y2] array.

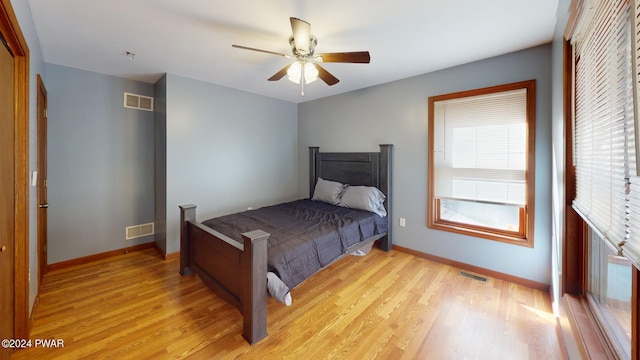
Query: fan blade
[[313, 64, 339, 86], [290, 17, 311, 55], [268, 64, 292, 81], [316, 51, 370, 63], [232, 45, 289, 58]]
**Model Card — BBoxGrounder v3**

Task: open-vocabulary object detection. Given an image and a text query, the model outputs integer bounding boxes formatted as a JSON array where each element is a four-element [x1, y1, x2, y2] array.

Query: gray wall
[[298, 44, 553, 285], [551, 0, 579, 356], [163, 74, 298, 254], [45, 64, 156, 263], [551, 0, 570, 314]]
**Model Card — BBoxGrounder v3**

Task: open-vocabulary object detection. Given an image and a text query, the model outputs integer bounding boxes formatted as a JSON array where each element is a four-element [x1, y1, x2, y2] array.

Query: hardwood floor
[[13, 247, 564, 359]]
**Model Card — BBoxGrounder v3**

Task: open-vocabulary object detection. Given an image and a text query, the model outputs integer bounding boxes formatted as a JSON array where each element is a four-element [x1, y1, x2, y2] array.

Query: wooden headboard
[[308, 144, 393, 250]]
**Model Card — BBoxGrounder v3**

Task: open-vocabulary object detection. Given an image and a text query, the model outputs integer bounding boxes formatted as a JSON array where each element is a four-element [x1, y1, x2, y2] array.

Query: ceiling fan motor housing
[[289, 35, 317, 57]]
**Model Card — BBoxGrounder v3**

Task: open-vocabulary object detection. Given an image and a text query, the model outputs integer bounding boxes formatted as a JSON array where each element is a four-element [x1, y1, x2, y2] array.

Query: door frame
[[0, 0, 31, 339], [36, 74, 46, 285]]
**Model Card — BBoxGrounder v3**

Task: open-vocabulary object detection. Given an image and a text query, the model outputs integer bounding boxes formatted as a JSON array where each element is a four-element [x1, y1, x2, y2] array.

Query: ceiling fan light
[[287, 61, 302, 84], [304, 63, 318, 83], [287, 61, 317, 84]]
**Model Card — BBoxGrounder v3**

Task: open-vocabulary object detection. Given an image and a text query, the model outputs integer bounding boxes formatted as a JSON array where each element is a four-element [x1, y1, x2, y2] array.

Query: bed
[[179, 144, 393, 344]]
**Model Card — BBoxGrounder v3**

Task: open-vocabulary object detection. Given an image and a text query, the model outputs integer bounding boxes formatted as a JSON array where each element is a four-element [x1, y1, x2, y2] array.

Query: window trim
[[427, 80, 536, 247], [433, 198, 527, 240]]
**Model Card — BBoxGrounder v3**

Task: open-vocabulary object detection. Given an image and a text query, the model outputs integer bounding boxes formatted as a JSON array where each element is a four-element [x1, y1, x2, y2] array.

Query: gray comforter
[[202, 199, 387, 289]]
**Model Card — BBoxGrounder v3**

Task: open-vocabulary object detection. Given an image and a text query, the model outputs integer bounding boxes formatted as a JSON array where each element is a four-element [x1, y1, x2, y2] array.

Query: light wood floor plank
[[12, 247, 564, 359]]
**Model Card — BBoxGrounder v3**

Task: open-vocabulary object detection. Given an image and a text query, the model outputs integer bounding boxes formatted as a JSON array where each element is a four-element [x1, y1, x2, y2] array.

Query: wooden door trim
[[1, 0, 31, 339], [36, 74, 46, 286]]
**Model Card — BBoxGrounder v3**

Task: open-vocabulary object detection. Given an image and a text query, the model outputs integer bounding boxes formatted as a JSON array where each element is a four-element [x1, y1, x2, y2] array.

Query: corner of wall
[[154, 74, 167, 256]]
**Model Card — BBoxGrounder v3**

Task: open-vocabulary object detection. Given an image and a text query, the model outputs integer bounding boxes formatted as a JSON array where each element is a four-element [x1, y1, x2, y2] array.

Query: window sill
[[560, 294, 615, 359], [428, 220, 532, 247]]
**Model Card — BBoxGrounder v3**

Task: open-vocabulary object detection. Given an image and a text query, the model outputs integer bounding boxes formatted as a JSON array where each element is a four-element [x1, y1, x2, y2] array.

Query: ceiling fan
[[232, 17, 371, 96]]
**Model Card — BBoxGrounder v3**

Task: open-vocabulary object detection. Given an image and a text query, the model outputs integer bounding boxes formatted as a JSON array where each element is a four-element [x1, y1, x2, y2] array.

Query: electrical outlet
[[399, 218, 406, 227]]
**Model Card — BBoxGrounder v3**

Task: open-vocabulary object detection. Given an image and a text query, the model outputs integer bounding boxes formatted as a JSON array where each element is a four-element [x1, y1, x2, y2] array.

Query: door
[[37, 75, 48, 284], [0, 34, 15, 360]]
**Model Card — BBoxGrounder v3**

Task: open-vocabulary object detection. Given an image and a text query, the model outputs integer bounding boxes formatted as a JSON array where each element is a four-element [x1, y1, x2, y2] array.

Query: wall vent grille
[[126, 222, 155, 240], [124, 92, 154, 111]]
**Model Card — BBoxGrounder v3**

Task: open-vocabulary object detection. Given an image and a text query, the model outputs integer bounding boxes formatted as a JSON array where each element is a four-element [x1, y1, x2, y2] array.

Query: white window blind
[[627, 177, 640, 268], [573, 0, 633, 254], [433, 89, 527, 205], [625, 0, 640, 270]]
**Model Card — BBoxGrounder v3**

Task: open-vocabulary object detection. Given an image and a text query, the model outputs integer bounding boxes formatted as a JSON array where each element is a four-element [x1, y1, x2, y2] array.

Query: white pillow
[[311, 177, 346, 205], [339, 186, 387, 217]]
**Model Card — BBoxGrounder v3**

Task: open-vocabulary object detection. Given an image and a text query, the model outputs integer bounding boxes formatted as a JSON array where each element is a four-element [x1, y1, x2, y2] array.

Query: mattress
[[202, 199, 387, 289]]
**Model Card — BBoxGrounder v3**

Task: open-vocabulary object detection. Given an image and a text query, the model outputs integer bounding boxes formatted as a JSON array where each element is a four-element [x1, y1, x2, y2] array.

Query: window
[[565, 0, 640, 357], [428, 80, 536, 246], [588, 229, 633, 358]]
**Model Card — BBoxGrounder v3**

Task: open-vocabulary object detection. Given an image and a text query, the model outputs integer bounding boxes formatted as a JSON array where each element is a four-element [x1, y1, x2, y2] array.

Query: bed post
[[241, 229, 270, 345], [309, 146, 320, 198], [379, 144, 393, 251], [179, 204, 196, 275]]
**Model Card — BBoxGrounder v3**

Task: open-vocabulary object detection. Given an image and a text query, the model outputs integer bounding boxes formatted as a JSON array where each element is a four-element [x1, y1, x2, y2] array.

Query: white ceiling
[[27, 0, 560, 104]]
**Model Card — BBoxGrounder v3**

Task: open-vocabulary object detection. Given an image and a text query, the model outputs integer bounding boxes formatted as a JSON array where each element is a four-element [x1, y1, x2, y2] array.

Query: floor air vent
[[459, 271, 488, 282], [124, 92, 154, 111], [126, 222, 155, 240]]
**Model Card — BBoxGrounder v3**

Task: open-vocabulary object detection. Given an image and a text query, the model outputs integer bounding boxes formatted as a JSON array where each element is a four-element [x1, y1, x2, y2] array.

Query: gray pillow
[[311, 177, 346, 205], [339, 185, 387, 217]]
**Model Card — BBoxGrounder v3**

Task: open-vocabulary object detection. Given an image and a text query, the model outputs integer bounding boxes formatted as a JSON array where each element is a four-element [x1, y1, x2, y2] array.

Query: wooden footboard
[[179, 204, 270, 344]]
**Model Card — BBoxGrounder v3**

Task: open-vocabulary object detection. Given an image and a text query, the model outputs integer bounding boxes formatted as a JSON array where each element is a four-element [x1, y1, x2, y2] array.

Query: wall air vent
[[126, 222, 155, 240], [124, 92, 154, 111]]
